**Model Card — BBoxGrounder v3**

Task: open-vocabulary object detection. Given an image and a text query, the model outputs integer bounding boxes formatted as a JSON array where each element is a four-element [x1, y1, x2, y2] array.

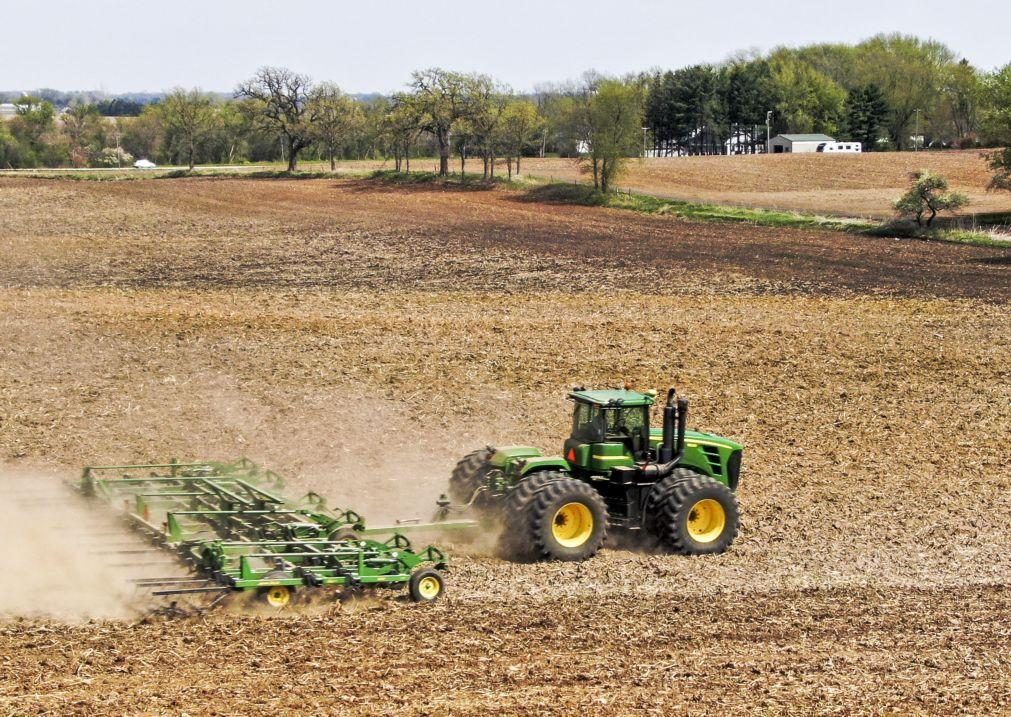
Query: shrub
[[893, 171, 969, 227]]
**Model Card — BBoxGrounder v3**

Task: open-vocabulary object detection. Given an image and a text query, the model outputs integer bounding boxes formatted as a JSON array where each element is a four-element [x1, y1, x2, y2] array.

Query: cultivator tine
[[131, 576, 204, 584], [151, 586, 231, 596]]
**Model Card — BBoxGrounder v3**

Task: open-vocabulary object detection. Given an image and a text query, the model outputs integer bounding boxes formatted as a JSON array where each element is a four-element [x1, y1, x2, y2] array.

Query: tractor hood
[[650, 428, 743, 453]]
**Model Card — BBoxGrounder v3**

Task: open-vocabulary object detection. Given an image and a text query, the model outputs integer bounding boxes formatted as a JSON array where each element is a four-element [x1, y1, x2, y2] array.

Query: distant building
[[769, 134, 836, 154], [0, 103, 17, 121]]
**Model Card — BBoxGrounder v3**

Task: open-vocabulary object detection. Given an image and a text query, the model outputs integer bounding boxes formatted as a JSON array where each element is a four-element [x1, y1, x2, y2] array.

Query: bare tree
[[236, 67, 313, 172], [308, 83, 363, 171]]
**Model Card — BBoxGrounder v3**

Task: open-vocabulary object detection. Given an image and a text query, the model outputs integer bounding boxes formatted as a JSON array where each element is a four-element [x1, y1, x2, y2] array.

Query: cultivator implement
[[78, 458, 450, 606]]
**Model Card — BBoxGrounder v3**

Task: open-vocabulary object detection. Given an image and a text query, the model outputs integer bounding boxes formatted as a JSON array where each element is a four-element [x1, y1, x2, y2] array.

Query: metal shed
[[769, 134, 836, 154]]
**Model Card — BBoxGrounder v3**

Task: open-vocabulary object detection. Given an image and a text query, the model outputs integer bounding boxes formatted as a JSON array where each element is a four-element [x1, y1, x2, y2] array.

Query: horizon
[[1, 0, 1008, 96]]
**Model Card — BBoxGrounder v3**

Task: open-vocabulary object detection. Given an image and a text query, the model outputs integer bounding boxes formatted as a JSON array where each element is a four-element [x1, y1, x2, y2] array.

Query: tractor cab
[[564, 388, 657, 473]]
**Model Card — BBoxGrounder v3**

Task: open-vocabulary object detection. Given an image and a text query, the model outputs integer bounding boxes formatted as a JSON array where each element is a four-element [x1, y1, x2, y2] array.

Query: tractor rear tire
[[510, 475, 608, 562], [498, 471, 565, 559], [448, 447, 493, 506], [651, 472, 739, 555]]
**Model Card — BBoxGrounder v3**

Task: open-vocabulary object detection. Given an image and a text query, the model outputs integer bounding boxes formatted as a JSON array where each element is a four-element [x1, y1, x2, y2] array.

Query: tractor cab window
[[572, 402, 603, 442], [604, 406, 648, 438]]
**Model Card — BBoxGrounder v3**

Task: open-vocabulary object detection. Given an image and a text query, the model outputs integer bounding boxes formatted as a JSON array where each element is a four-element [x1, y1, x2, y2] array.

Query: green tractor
[[448, 386, 742, 561]]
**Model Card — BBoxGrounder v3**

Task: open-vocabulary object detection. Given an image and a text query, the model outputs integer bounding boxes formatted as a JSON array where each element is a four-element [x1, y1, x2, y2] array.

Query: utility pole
[[914, 109, 921, 152], [642, 126, 648, 158], [766, 111, 773, 154]]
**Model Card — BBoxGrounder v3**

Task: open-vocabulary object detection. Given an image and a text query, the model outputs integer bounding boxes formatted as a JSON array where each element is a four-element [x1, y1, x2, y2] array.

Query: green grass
[[521, 183, 874, 232], [519, 182, 1010, 248]]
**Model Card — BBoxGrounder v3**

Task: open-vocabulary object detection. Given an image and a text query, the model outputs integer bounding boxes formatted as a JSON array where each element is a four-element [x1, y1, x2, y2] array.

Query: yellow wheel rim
[[551, 502, 594, 548], [418, 576, 441, 600], [265, 586, 292, 608], [686, 499, 727, 543]]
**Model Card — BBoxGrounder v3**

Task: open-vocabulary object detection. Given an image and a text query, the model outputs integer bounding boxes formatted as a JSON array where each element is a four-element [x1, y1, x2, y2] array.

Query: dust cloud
[[0, 467, 147, 620], [201, 379, 526, 527]]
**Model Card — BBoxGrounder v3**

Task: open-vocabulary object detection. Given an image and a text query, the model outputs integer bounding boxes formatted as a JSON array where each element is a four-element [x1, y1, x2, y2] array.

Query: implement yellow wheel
[[261, 585, 293, 608], [686, 498, 727, 544], [409, 568, 445, 603], [418, 576, 441, 600], [551, 502, 594, 548]]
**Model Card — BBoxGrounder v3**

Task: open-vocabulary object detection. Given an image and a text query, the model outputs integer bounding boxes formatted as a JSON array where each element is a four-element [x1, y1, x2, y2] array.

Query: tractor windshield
[[571, 402, 603, 442], [604, 406, 648, 438]]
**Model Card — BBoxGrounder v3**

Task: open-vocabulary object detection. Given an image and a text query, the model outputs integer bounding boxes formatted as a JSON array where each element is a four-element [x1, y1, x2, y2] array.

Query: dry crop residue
[[0, 176, 1008, 715]]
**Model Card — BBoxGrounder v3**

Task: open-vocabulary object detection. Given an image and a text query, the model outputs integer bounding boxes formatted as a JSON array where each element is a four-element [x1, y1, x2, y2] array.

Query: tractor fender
[[490, 446, 543, 468], [515, 456, 571, 477]]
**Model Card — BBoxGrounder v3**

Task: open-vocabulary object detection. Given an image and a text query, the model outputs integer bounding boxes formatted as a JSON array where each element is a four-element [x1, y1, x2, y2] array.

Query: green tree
[[723, 59, 778, 126], [406, 68, 488, 176], [384, 97, 424, 172], [768, 50, 845, 134], [538, 89, 587, 157], [61, 104, 105, 166], [644, 66, 721, 149], [0, 121, 26, 168], [583, 79, 643, 192], [8, 96, 57, 166], [843, 85, 889, 149], [236, 67, 314, 172], [853, 34, 955, 149], [308, 83, 363, 171], [939, 59, 983, 146], [499, 100, 543, 177], [158, 88, 216, 169], [468, 83, 508, 178], [893, 172, 969, 226], [121, 106, 165, 163], [982, 64, 1011, 190]]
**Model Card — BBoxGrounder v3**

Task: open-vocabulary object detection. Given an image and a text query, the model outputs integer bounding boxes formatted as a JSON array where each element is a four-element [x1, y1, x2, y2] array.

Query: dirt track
[[0, 177, 1009, 715]]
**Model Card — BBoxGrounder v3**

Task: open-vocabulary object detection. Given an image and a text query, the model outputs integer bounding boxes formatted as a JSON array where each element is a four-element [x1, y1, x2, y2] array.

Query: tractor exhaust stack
[[641, 388, 689, 479]]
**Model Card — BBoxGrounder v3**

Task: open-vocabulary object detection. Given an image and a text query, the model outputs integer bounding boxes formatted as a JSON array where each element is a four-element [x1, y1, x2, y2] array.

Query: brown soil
[[0, 177, 1008, 715], [520, 151, 1011, 218]]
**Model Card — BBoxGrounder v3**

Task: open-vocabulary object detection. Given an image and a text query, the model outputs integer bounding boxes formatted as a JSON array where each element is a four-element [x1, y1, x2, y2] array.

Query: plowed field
[[0, 177, 1008, 716], [520, 151, 1011, 218]]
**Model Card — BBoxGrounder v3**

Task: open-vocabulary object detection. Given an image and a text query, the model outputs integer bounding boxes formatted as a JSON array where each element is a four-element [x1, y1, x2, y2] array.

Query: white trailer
[[816, 142, 862, 153]]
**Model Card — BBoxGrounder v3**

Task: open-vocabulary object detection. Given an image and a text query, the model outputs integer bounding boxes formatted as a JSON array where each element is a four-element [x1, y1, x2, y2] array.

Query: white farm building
[[769, 134, 836, 153]]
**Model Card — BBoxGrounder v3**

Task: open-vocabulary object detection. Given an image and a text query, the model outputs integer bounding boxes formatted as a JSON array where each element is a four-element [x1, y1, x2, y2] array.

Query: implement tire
[[408, 568, 445, 603], [448, 447, 493, 506], [651, 472, 739, 555], [513, 475, 607, 562]]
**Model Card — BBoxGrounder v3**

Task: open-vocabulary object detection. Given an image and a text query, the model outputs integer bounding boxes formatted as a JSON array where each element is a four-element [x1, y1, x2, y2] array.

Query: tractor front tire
[[652, 473, 739, 555], [512, 475, 608, 562], [448, 447, 493, 506]]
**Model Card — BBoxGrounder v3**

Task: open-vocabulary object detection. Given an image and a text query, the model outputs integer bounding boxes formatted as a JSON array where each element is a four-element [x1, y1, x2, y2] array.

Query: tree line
[[644, 34, 1006, 153], [0, 33, 1009, 191]]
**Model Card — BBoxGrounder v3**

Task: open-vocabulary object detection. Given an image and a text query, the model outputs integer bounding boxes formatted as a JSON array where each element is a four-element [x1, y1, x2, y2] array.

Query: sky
[[2, 0, 1008, 95]]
